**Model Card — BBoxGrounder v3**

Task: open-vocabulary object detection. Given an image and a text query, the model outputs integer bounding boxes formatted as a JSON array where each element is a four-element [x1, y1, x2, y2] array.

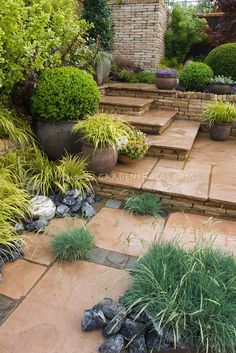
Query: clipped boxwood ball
[[31, 67, 100, 122], [179, 62, 213, 92], [205, 43, 236, 81]]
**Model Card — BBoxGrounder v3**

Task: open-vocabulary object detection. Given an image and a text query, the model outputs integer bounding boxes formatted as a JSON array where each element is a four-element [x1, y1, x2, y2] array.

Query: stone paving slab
[[143, 163, 211, 201], [97, 170, 146, 190], [188, 149, 236, 168], [46, 217, 85, 237], [0, 262, 129, 353], [113, 156, 157, 176], [147, 120, 200, 151], [100, 95, 154, 107], [163, 212, 236, 254], [87, 207, 164, 256], [22, 233, 54, 266], [0, 260, 46, 300], [210, 166, 236, 205]]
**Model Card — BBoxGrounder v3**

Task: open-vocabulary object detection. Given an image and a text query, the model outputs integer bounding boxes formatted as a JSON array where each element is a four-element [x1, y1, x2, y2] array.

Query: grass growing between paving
[[52, 227, 95, 262], [124, 193, 162, 217], [122, 242, 236, 353]]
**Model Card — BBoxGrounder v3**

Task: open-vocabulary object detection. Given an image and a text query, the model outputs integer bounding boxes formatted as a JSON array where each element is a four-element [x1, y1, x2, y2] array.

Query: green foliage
[[202, 101, 236, 124], [159, 57, 184, 72], [0, 0, 91, 99], [0, 105, 34, 146], [73, 113, 129, 150], [122, 242, 236, 353], [165, 4, 207, 63], [0, 146, 95, 195], [31, 67, 100, 122], [82, 0, 115, 51], [179, 62, 213, 92], [124, 193, 162, 217], [116, 69, 155, 84], [211, 76, 235, 85], [205, 43, 236, 81], [52, 226, 94, 262], [119, 129, 149, 160]]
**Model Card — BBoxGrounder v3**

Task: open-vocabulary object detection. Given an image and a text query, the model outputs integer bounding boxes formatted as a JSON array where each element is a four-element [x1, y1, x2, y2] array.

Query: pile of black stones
[[81, 298, 187, 353], [0, 189, 101, 282]]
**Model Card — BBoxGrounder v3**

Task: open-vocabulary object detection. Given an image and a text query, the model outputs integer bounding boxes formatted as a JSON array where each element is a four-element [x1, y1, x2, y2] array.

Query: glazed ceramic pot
[[155, 77, 177, 90], [210, 123, 232, 141], [209, 84, 231, 95], [118, 154, 141, 164]]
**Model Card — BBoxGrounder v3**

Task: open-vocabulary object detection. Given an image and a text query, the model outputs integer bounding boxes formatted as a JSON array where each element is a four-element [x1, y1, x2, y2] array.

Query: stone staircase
[[99, 85, 200, 161]]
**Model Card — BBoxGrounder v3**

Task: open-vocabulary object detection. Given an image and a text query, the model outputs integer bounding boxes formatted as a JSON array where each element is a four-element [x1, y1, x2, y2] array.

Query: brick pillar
[[108, 0, 169, 70]]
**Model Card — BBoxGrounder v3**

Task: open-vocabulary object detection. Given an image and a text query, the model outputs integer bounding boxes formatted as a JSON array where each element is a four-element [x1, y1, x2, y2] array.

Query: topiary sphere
[[179, 62, 213, 92], [205, 43, 236, 81], [31, 67, 100, 122]]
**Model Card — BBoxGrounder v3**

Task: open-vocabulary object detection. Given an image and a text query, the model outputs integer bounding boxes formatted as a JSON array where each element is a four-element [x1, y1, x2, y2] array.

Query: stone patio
[[1, 200, 236, 353]]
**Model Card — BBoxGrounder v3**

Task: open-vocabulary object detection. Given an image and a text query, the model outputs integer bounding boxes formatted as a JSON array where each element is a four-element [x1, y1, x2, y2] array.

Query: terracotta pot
[[35, 120, 83, 161], [209, 84, 231, 95], [81, 142, 118, 176], [210, 123, 232, 141], [155, 77, 177, 90], [118, 154, 141, 164]]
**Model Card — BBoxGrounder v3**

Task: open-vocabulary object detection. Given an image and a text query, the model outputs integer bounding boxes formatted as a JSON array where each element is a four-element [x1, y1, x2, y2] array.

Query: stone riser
[[147, 147, 188, 160], [132, 118, 173, 135], [99, 102, 152, 116], [94, 184, 236, 221]]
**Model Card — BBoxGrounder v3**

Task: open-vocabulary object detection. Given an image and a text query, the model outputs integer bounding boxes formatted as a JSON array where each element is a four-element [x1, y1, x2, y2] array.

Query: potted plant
[[155, 68, 178, 90], [72, 114, 129, 175], [202, 101, 236, 141], [31, 67, 100, 160], [118, 128, 149, 164], [210, 75, 235, 94]]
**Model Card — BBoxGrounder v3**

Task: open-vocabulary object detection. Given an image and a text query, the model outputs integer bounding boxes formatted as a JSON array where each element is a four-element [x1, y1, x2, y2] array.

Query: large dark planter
[[155, 77, 177, 90], [81, 142, 118, 176], [35, 120, 83, 161], [210, 123, 232, 141], [210, 84, 231, 95]]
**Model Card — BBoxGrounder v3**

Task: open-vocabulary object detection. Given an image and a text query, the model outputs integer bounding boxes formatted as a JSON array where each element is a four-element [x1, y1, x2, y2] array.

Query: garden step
[[99, 96, 154, 115], [116, 109, 176, 135], [146, 120, 200, 160]]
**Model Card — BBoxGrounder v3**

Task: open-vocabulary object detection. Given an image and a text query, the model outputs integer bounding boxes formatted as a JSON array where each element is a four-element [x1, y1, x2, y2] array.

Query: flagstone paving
[[1, 202, 236, 353]]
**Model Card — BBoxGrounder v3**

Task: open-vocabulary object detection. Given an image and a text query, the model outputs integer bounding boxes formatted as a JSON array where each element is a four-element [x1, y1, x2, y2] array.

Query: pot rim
[[37, 119, 79, 125], [211, 122, 233, 126], [82, 141, 117, 150]]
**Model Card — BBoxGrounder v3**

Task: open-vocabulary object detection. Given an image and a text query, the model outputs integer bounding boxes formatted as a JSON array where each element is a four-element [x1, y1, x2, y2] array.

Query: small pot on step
[[202, 101, 236, 141], [155, 68, 178, 90], [118, 154, 141, 164], [210, 123, 232, 141]]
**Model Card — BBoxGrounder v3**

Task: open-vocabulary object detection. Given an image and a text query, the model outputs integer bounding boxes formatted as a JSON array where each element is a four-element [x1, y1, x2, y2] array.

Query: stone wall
[[108, 0, 169, 70]]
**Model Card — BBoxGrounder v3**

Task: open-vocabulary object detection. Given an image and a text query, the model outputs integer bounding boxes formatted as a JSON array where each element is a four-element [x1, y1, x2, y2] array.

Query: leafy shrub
[[0, 0, 90, 100], [82, 0, 115, 51], [165, 4, 207, 62], [123, 242, 236, 353], [202, 101, 236, 124], [73, 113, 129, 150], [124, 193, 162, 216], [135, 72, 155, 84], [116, 69, 139, 83], [179, 62, 213, 92], [52, 227, 94, 262], [205, 43, 236, 81], [211, 76, 235, 85], [31, 67, 100, 122]]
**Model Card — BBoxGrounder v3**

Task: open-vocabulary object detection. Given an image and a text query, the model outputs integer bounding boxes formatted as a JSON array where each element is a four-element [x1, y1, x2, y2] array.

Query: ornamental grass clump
[[52, 227, 94, 262], [122, 242, 236, 353], [202, 101, 236, 125], [73, 113, 129, 150], [124, 193, 162, 216]]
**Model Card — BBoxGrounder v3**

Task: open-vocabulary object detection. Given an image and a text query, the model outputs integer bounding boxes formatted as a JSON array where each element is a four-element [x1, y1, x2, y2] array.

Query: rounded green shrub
[[179, 62, 213, 92], [31, 67, 100, 122], [205, 43, 236, 81]]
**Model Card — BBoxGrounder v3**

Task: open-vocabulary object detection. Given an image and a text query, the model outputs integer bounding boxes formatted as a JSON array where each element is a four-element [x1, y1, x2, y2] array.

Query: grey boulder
[[99, 334, 125, 353], [29, 196, 56, 220], [81, 309, 107, 331]]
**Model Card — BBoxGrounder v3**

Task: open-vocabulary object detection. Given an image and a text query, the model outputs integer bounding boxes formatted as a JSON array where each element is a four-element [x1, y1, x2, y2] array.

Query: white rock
[[29, 196, 56, 220]]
